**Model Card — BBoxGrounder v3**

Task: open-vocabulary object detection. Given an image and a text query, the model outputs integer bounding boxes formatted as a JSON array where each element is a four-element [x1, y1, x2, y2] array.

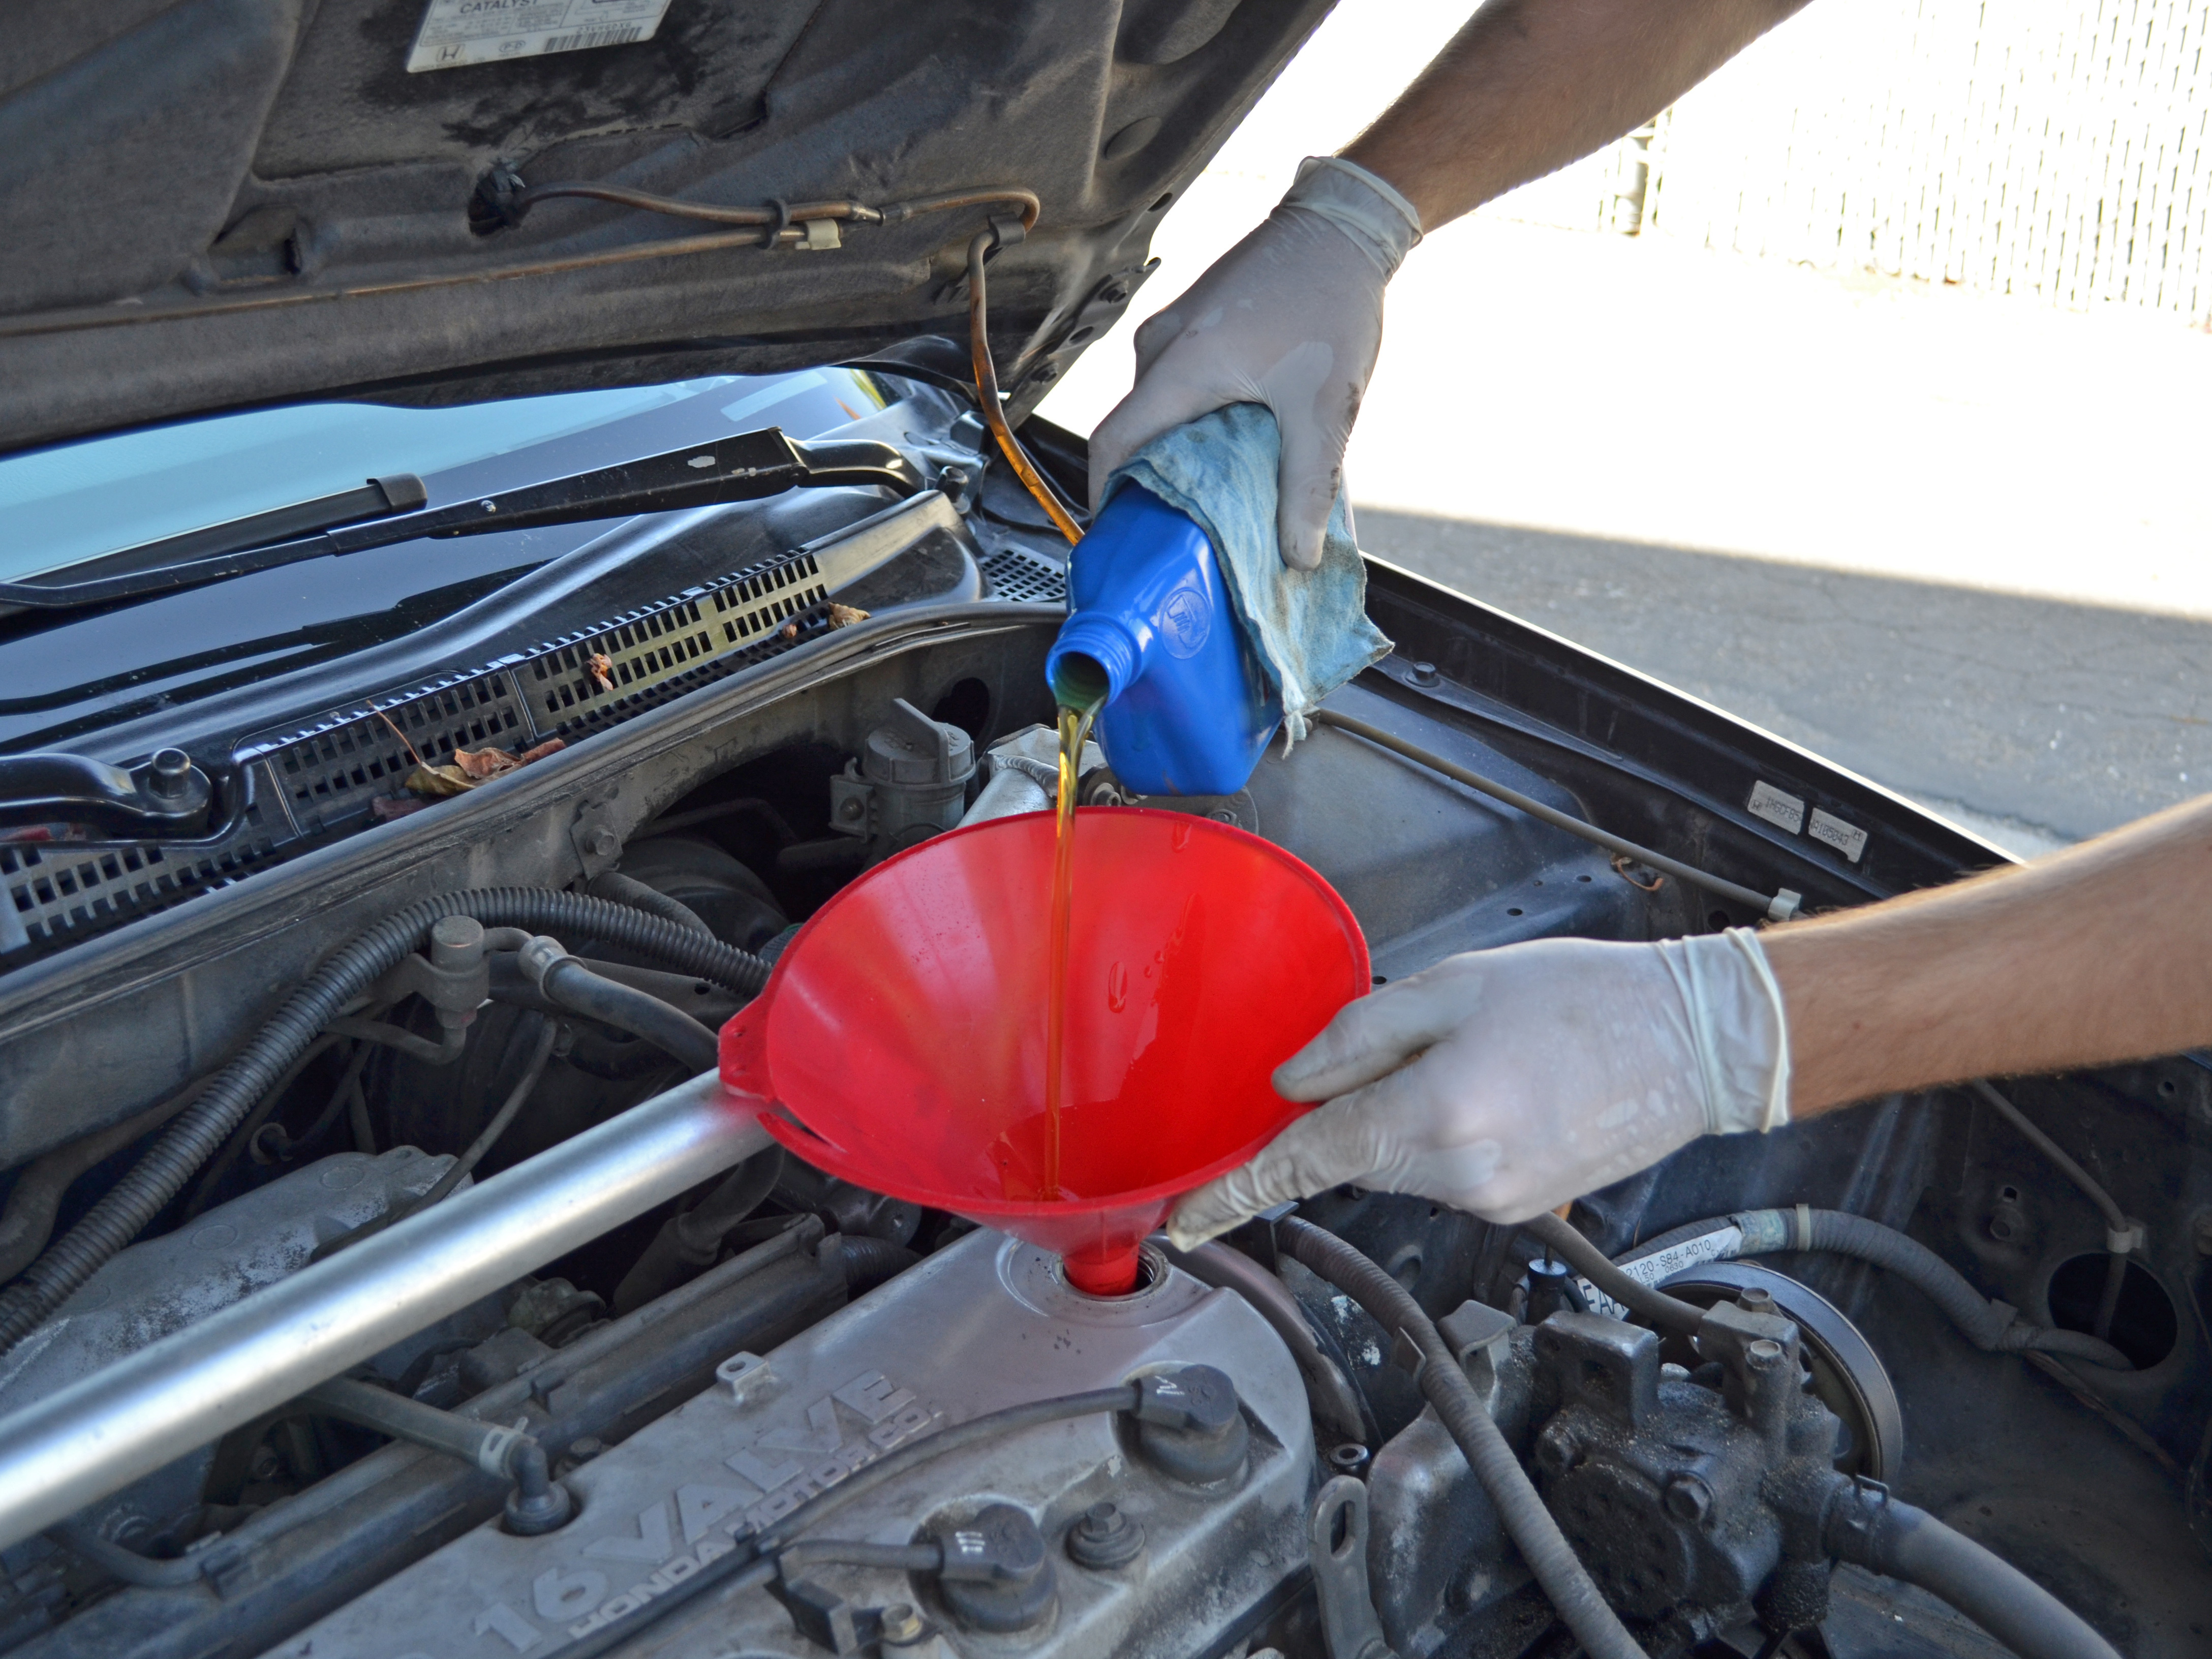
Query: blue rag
[[1101, 404, 1392, 744]]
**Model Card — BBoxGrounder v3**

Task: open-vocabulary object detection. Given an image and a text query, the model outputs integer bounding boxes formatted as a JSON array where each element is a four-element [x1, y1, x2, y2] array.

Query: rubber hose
[[1614, 1209, 2134, 1369], [1801, 1210, 2129, 1366], [588, 870, 713, 937], [47, 1519, 206, 1590], [1277, 1217, 1649, 1659], [0, 1087, 198, 1282], [2011, 1325, 2136, 1368], [538, 959, 719, 1073], [0, 888, 769, 1355], [685, 1150, 784, 1242], [1828, 1485, 2121, 1659], [837, 1236, 921, 1293], [1791, 1209, 2014, 1347], [610, 1151, 785, 1315], [2092, 1248, 2128, 1346], [1523, 1212, 1706, 1335], [1157, 1236, 1369, 1446]]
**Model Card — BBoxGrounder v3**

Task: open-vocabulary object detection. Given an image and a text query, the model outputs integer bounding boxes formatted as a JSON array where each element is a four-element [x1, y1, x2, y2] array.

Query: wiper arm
[[0, 428, 924, 617], [0, 748, 216, 838]]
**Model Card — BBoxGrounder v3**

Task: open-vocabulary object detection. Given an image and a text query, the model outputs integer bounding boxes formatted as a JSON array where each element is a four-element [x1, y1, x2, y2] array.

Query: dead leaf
[[452, 746, 521, 781], [403, 762, 474, 798], [827, 604, 870, 628], [405, 736, 568, 800], [780, 621, 799, 640], [588, 652, 614, 692], [371, 795, 432, 822]]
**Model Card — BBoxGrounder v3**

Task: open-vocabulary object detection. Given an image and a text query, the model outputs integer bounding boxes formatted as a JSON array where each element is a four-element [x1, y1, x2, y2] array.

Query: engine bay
[[0, 394, 2206, 1659]]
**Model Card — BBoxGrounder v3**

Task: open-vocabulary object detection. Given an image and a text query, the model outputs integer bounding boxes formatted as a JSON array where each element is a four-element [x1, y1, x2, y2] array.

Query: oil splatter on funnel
[[719, 808, 1368, 1294]]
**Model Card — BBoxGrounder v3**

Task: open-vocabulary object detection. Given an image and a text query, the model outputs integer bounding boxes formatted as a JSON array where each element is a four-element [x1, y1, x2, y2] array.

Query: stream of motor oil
[[1041, 701, 1097, 1201]]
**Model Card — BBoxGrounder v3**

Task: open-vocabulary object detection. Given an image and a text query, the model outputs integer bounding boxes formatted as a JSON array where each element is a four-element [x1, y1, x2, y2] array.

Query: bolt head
[[147, 748, 195, 801], [1535, 1422, 1580, 1474], [584, 827, 619, 858], [1747, 1337, 1786, 1366], [1408, 661, 1440, 687], [880, 1603, 925, 1644], [1099, 282, 1130, 304], [1663, 1475, 1713, 1523], [1076, 1502, 1125, 1540], [1066, 1499, 1144, 1569]]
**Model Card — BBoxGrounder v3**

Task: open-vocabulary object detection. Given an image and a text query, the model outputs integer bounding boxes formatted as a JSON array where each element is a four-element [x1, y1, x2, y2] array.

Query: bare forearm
[[1763, 795, 2212, 1113], [1342, 0, 1808, 230]]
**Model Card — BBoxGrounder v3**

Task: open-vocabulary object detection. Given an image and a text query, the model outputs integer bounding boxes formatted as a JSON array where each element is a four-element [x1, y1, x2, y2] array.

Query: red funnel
[[719, 808, 1368, 1294]]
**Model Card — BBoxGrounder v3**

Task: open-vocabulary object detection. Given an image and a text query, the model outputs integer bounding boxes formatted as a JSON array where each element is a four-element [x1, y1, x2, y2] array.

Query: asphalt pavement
[[1038, 1, 2212, 863]]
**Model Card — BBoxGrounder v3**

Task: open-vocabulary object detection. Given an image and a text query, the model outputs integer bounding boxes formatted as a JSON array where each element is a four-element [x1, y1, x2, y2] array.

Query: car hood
[[0, 0, 1329, 456]]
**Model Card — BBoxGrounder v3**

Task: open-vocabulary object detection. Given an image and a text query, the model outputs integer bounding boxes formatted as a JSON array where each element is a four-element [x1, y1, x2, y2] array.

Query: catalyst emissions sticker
[[406, 0, 672, 72]]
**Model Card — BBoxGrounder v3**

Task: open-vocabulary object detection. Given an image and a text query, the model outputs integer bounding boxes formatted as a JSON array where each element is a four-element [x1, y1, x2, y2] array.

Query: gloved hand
[[1166, 930, 1791, 1248], [1089, 157, 1423, 572]]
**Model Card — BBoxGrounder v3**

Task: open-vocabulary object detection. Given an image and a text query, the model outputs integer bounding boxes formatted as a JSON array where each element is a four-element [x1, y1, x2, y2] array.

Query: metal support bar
[[0, 1069, 767, 1551]]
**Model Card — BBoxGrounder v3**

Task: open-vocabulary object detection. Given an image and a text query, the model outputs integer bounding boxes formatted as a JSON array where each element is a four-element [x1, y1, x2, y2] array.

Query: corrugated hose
[[0, 888, 769, 1356]]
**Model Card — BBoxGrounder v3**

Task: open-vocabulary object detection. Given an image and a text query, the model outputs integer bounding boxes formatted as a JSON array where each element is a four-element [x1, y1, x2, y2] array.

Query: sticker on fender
[[406, 0, 671, 72]]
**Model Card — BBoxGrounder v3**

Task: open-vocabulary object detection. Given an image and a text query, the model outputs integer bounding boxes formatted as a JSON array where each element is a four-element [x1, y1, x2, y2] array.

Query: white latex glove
[[1088, 157, 1423, 571], [1167, 931, 1791, 1247]]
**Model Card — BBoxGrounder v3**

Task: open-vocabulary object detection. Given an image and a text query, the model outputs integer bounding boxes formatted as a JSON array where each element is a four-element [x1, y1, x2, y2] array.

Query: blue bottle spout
[[1046, 613, 1142, 710]]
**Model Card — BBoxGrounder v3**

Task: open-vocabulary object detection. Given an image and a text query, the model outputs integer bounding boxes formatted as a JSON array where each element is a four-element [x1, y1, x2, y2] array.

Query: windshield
[[0, 368, 891, 585]]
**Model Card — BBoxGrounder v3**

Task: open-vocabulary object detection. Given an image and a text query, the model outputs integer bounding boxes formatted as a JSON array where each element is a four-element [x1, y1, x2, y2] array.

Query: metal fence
[[1488, 0, 2212, 322]]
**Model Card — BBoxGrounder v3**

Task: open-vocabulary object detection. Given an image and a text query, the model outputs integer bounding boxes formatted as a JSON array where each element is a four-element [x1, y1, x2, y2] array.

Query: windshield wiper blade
[[2, 475, 427, 609], [0, 427, 924, 617]]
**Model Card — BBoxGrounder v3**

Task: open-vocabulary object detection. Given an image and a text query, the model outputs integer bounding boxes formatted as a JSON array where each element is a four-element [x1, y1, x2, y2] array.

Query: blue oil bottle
[[1044, 484, 1282, 797]]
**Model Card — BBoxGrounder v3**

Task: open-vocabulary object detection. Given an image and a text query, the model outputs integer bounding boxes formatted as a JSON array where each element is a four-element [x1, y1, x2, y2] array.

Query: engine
[[0, 1124, 1914, 1659], [0, 651, 2198, 1659]]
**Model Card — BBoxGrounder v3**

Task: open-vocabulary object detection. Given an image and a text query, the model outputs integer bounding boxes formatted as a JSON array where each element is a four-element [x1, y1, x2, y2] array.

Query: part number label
[[1572, 1226, 1745, 1320], [1808, 807, 1869, 863], [1745, 780, 1806, 835], [406, 0, 670, 73]]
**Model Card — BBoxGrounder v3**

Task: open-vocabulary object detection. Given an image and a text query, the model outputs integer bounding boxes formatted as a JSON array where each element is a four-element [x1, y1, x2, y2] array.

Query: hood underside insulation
[[0, 0, 1331, 454]]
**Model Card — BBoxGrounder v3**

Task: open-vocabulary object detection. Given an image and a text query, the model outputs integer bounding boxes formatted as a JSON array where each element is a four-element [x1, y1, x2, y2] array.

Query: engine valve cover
[[266, 1232, 1312, 1658]]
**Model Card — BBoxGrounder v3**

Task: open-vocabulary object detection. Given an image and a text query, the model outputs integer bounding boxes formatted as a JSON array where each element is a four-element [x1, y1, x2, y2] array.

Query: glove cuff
[[1281, 156, 1424, 280], [1662, 928, 1792, 1136]]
